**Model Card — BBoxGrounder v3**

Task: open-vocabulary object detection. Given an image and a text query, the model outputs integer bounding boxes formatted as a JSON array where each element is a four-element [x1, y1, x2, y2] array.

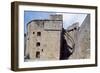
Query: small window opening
[[37, 32, 41, 36], [42, 49, 43, 52], [74, 27, 77, 30], [36, 51, 40, 58], [33, 32, 35, 34], [36, 42, 40, 47]]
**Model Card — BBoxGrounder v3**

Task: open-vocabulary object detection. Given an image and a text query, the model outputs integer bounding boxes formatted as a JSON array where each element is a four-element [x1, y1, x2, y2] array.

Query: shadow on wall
[[60, 28, 74, 60]]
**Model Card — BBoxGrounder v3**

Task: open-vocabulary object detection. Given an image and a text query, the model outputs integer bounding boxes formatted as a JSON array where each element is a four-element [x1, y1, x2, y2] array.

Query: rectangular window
[[36, 51, 40, 58], [37, 32, 41, 36], [36, 42, 40, 47]]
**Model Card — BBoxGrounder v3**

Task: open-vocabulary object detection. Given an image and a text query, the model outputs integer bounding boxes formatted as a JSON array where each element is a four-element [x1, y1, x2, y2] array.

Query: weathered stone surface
[[25, 15, 63, 61], [25, 14, 90, 61], [68, 14, 90, 59]]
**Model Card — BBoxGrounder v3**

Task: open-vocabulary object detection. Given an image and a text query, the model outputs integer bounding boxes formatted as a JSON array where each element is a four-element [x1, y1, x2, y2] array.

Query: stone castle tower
[[25, 15, 63, 61]]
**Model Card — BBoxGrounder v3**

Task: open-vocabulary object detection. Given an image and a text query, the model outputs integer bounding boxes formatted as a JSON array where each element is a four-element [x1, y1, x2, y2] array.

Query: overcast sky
[[24, 11, 87, 33]]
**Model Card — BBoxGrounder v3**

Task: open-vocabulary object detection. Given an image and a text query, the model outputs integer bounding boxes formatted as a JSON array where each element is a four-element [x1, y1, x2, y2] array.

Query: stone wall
[[25, 15, 63, 61], [68, 14, 90, 59], [78, 14, 90, 59], [25, 14, 90, 61]]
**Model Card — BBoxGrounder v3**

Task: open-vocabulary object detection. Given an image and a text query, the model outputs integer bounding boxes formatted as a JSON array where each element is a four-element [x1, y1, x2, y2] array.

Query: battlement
[[27, 15, 63, 31]]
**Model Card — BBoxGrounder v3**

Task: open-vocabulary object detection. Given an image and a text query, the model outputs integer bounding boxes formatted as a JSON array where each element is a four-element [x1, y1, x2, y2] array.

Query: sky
[[24, 11, 88, 33]]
